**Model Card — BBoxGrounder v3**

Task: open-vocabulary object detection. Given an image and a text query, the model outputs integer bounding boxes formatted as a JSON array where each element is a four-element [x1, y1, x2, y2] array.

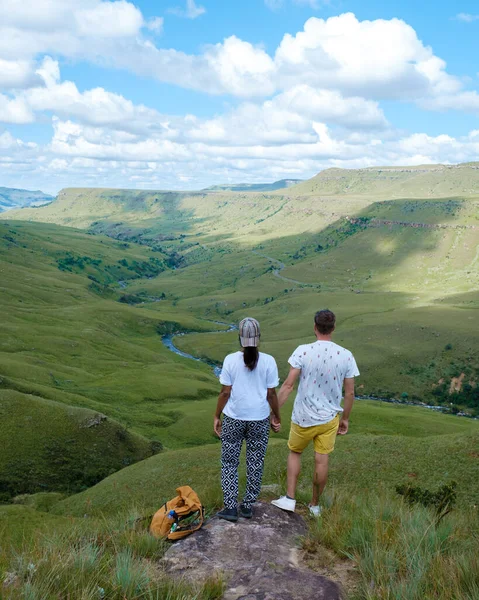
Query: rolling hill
[[3, 164, 479, 410], [0, 389, 154, 501], [1, 164, 479, 599], [288, 162, 479, 197]]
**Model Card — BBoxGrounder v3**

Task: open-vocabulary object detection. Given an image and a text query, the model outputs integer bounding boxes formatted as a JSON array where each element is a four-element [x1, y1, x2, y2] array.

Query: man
[[271, 309, 359, 516]]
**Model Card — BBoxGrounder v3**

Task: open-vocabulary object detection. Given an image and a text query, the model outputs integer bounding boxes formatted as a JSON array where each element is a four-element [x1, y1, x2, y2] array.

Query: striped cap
[[239, 317, 261, 347]]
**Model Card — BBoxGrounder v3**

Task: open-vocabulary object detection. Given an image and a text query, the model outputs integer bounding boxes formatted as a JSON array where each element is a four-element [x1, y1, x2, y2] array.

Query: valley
[[1, 163, 479, 599]]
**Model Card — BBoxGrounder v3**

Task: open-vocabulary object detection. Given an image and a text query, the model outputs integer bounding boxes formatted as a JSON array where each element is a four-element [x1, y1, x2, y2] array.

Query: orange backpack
[[150, 486, 204, 541]]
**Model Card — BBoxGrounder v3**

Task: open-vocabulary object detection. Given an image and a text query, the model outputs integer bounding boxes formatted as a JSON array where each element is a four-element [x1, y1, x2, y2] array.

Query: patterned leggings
[[221, 415, 270, 510]]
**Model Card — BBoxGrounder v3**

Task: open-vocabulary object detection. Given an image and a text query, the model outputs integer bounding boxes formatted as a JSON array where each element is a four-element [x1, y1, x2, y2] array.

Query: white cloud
[[146, 17, 164, 33], [455, 13, 479, 22], [168, 0, 206, 19], [75, 1, 144, 38], [0, 7, 463, 101], [274, 14, 459, 100], [0, 0, 158, 61], [2, 6, 479, 192], [0, 54, 387, 137], [420, 91, 479, 113], [0, 59, 42, 90], [5, 114, 479, 195], [0, 94, 34, 124]]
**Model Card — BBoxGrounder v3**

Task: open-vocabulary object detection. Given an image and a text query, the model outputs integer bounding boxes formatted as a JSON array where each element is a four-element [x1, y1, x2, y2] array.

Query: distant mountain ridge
[[203, 179, 303, 192], [288, 162, 479, 197], [0, 187, 53, 212]]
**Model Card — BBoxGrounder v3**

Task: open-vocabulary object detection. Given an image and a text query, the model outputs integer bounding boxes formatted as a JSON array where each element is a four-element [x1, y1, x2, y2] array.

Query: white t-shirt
[[289, 341, 359, 427], [219, 351, 280, 421]]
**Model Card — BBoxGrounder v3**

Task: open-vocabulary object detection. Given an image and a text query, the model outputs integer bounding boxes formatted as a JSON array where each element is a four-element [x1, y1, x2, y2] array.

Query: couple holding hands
[[214, 310, 359, 522]]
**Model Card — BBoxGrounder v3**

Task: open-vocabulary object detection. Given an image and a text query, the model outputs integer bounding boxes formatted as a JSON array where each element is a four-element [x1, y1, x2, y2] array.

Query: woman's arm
[[214, 385, 232, 437], [267, 388, 281, 432]]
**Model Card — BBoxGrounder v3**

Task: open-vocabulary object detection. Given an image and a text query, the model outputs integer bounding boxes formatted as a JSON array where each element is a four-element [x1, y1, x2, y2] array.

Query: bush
[[396, 481, 457, 522]]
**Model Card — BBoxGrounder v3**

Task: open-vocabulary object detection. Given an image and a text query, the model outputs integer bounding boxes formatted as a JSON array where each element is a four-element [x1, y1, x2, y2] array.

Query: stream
[[162, 321, 238, 378], [161, 322, 474, 418]]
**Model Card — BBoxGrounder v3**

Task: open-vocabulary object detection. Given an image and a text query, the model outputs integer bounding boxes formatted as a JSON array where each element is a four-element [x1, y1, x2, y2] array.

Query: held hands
[[337, 418, 349, 435], [270, 414, 281, 433], [214, 417, 222, 438]]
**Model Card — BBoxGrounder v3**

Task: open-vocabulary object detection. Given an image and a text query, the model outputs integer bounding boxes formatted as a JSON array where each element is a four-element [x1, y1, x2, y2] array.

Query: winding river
[[162, 321, 238, 377], [161, 322, 475, 418]]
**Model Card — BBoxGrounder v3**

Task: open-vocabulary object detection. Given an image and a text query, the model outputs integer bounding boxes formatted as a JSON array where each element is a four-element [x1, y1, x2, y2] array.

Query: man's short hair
[[314, 309, 336, 334]]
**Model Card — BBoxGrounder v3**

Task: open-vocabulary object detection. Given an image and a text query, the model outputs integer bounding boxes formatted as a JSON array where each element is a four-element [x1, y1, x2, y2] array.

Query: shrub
[[396, 481, 457, 522]]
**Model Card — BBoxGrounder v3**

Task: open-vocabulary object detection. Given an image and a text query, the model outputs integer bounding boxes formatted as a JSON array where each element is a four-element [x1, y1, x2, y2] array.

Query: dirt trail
[[252, 250, 321, 288]]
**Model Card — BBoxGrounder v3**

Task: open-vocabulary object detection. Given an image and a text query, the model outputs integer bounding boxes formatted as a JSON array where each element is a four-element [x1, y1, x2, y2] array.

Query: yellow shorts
[[288, 414, 340, 455]]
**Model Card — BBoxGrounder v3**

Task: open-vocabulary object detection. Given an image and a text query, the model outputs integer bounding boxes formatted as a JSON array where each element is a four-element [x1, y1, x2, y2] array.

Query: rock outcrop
[[163, 502, 342, 600]]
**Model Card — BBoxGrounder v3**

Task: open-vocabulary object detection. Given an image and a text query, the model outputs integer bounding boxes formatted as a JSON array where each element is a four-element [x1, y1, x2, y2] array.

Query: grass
[[1, 210, 479, 502], [1, 514, 224, 600], [304, 489, 479, 600], [5, 182, 479, 410], [0, 221, 228, 497], [48, 403, 478, 519], [288, 163, 479, 199], [2, 173, 479, 597], [0, 389, 153, 501]]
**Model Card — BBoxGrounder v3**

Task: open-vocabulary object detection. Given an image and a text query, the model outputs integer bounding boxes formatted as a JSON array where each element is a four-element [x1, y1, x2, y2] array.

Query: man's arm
[[278, 367, 301, 407], [214, 385, 232, 437], [338, 377, 355, 435]]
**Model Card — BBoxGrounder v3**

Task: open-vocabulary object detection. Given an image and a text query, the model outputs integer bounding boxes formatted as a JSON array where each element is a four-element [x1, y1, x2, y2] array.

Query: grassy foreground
[[1, 407, 478, 599]]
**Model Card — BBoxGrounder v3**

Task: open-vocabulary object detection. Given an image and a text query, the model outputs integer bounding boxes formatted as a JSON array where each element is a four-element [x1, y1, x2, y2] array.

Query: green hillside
[[0, 221, 229, 436], [4, 171, 479, 410], [1, 166, 479, 599], [0, 390, 153, 501], [51, 400, 479, 518], [3, 186, 372, 245], [288, 163, 479, 197]]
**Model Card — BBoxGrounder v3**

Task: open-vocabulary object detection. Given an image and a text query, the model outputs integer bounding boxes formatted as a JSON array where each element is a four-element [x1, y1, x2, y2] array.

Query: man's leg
[[311, 452, 329, 506], [272, 422, 309, 512], [221, 416, 245, 509], [311, 414, 339, 507], [286, 451, 302, 499], [243, 418, 270, 508]]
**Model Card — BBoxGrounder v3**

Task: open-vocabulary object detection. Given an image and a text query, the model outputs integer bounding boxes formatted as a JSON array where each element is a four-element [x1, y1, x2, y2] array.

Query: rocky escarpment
[[163, 502, 342, 600]]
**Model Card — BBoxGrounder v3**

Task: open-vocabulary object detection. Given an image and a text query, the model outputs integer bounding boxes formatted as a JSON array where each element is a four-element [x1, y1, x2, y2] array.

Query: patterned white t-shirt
[[289, 341, 359, 427]]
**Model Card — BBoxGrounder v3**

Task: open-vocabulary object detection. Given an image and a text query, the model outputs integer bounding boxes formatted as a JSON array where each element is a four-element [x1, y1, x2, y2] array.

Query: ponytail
[[243, 346, 259, 371]]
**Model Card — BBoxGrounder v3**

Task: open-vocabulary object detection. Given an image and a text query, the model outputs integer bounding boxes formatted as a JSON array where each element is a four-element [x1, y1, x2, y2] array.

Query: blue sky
[[1, 0, 479, 193]]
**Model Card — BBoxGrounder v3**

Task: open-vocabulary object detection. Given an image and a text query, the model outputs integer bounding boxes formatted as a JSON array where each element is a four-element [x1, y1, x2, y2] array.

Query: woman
[[214, 317, 281, 522]]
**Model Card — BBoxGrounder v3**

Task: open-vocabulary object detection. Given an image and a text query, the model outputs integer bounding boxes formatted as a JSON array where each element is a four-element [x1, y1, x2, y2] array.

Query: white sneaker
[[271, 496, 296, 512], [308, 505, 322, 517]]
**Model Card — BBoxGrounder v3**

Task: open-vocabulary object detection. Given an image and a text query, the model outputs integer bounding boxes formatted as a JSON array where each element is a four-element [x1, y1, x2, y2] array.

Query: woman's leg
[[243, 417, 270, 508], [221, 416, 246, 509]]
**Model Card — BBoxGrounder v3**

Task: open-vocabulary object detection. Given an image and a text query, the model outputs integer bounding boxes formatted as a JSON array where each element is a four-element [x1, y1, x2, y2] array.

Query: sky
[[2, 0, 479, 193]]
